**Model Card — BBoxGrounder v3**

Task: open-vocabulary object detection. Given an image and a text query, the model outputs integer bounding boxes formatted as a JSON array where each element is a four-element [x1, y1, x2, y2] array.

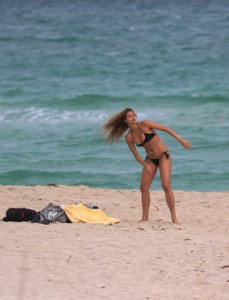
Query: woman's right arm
[[125, 134, 153, 173]]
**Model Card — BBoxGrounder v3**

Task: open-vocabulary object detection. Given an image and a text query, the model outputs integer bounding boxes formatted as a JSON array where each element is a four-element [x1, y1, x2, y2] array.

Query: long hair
[[102, 108, 134, 143]]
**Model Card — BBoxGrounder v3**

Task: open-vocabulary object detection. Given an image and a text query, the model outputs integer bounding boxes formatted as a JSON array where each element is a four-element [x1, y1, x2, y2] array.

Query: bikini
[[131, 123, 157, 147], [131, 123, 170, 165], [145, 151, 170, 166]]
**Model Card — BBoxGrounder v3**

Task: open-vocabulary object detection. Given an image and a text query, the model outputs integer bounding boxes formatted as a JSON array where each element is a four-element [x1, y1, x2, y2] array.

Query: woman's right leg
[[159, 156, 180, 225], [140, 161, 158, 221]]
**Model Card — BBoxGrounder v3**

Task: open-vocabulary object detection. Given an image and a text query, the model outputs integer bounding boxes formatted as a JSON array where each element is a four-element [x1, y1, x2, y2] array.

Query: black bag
[[3, 208, 37, 222]]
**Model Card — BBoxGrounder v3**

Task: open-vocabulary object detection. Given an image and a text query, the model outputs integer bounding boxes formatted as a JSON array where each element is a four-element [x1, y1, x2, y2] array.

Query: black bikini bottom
[[146, 151, 170, 166]]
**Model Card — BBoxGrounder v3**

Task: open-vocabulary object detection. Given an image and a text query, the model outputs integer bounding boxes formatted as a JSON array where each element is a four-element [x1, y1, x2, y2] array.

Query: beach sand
[[0, 185, 228, 300]]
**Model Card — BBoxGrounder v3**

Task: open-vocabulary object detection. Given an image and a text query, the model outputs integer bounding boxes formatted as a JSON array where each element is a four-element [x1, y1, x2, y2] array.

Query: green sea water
[[0, 0, 228, 191]]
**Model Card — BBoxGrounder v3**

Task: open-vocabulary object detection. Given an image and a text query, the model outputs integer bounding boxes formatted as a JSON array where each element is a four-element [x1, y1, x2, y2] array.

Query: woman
[[102, 108, 191, 224]]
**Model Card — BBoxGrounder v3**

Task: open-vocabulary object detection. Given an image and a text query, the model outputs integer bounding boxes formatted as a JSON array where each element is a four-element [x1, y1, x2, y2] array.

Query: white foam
[[0, 107, 108, 124]]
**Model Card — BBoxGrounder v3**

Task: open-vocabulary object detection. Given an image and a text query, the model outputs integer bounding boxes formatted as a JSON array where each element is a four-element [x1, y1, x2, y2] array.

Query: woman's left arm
[[143, 120, 192, 149]]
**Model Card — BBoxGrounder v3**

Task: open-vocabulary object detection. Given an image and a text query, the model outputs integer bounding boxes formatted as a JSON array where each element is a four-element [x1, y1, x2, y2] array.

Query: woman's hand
[[144, 163, 153, 174], [180, 138, 192, 149]]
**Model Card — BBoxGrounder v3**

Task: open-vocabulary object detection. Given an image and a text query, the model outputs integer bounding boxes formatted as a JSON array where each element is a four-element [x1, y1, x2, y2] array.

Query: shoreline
[[0, 185, 228, 299], [1, 183, 228, 192]]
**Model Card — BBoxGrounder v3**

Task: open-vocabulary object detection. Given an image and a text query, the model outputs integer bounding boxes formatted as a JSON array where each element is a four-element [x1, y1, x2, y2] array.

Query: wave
[[0, 35, 82, 43], [182, 94, 229, 104], [0, 92, 228, 124], [1, 168, 227, 191], [0, 169, 134, 189], [0, 107, 108, 124], [1, 92, 228, 110], [51, 93, 229, 109], [53, 94, 133, 110], [141, 94, 229, 105]]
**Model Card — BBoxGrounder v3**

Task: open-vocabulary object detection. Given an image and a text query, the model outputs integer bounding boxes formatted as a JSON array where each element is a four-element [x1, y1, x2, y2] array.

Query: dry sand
[[0, 185, 228, 300]]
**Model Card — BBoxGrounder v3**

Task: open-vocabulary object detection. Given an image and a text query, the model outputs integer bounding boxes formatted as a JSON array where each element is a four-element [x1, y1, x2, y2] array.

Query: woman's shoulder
[[139, 120, 152, 126], [139, 120, 157, 130]]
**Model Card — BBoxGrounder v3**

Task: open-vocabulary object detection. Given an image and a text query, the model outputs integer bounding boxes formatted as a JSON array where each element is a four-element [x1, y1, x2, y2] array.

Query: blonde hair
[[102, 108, 134, 143]]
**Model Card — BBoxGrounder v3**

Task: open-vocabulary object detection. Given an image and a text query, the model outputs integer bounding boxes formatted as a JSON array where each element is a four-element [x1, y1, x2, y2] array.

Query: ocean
[[0, 0, 228, 191]]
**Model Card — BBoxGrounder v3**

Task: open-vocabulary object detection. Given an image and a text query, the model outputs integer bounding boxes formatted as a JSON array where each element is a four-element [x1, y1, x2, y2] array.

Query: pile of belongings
[[2, 202, 120, 225]]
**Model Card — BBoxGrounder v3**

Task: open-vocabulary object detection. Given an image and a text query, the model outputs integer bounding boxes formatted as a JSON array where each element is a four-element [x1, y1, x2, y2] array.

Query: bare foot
[[138, 219, 148, 222], [172, 219, 181, 225]]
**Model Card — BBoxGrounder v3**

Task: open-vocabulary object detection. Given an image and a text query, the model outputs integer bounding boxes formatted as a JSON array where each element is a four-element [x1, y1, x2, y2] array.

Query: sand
[[0, 185, 228, 300]]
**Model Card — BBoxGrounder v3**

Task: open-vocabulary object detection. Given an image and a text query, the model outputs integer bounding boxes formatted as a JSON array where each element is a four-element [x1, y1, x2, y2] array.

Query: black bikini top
[[131, 123, 157, 147]]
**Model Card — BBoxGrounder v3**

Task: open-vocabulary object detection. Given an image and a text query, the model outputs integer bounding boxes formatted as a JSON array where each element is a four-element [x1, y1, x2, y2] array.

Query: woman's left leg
[[159, 156, 180, 225]]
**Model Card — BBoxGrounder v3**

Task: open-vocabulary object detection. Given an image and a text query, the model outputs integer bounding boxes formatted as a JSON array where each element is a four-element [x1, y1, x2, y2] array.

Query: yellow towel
[[63, 204, 120, 225]]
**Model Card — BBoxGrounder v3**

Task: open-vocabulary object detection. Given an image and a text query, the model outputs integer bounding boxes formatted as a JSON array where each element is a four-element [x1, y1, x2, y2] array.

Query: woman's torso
[[130, 122, 168, 158]]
